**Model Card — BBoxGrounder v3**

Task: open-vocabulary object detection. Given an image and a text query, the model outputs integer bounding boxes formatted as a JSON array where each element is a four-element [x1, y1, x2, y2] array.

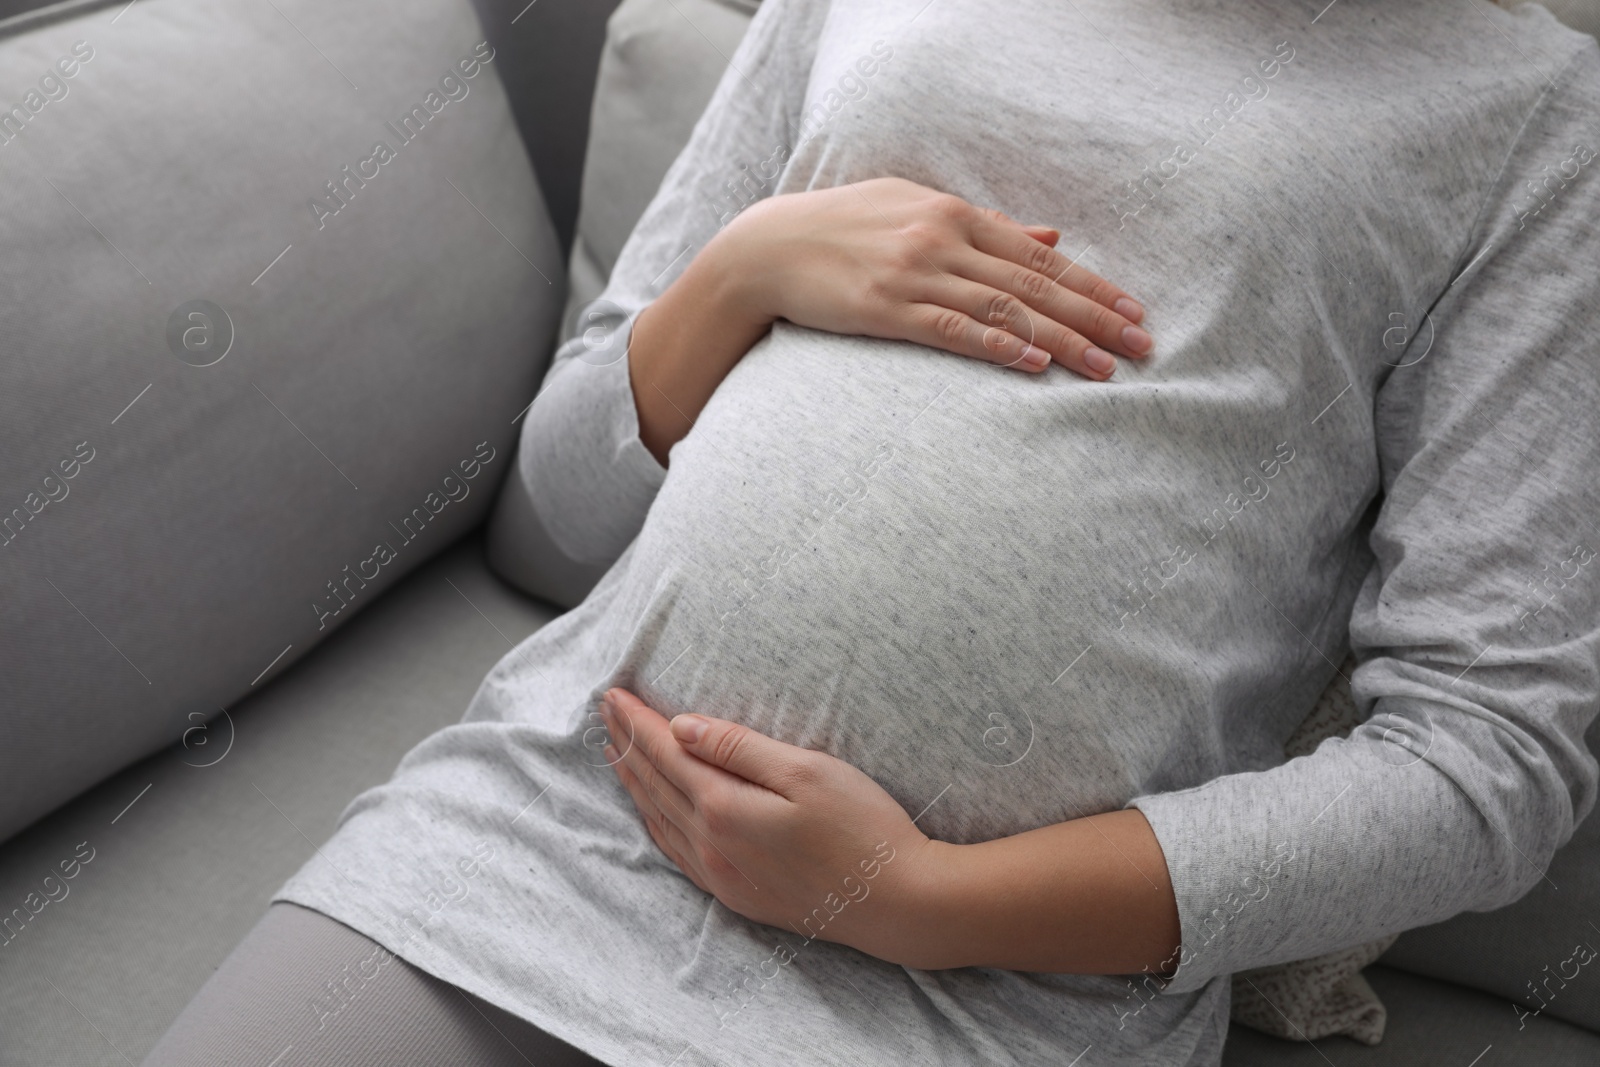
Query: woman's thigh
[[140, 902, 607, 1067]]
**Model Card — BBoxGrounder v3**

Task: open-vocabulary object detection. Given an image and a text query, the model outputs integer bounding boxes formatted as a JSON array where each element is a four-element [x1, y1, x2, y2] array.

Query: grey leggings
[[139, 902, 609, 1066]]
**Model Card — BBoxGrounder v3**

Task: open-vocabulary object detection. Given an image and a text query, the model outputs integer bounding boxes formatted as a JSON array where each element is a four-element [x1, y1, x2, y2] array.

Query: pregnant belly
[[604, 323, 1309, 843]]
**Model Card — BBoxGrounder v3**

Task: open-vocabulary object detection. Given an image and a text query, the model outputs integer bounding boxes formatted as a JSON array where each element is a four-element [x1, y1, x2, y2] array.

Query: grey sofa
[[2, 0, 1597, 1064]]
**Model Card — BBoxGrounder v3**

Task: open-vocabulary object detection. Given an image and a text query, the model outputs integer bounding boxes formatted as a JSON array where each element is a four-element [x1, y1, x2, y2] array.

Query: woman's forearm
[[628, 222, 775, 467], [902, 808, 1181, 976]]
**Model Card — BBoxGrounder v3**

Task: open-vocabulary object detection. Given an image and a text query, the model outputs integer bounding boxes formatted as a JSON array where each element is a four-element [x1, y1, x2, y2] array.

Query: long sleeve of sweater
[[1129, 45, 1600, 993], [513, 0, 829, 565]]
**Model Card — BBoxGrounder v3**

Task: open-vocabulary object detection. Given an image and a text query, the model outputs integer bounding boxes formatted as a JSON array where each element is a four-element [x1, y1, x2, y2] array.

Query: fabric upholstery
[[0, 535, 559, 1065], [0, 0, 563, 844]]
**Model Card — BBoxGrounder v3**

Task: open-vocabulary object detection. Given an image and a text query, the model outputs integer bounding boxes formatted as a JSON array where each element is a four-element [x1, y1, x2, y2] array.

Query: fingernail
[[1121, 325, 1154, 356], [672, 714, 707, 744], [604, 743, 619, 764], [1114, 297, 1145, 323], [1084, 348, 1116, 375], [1020, 345, 1049, 370]]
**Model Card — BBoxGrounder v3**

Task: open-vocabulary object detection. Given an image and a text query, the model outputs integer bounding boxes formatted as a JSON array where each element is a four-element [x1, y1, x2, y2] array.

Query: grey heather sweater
[[278, 2, 1600, 1064]]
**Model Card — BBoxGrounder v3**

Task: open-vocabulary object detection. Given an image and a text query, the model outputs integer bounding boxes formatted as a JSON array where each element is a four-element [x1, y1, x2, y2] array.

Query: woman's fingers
[[949, 250, 1154, 363], [937, 200, 1152, 378], [903, 301, 1056, 374], [613, 759, 711, 891], [599, 691, 727, 895], [905, 278, 1123, 380], [968, 209, 1146, 325], [613, 728, 697, 827], [603, 693, 699, 820]]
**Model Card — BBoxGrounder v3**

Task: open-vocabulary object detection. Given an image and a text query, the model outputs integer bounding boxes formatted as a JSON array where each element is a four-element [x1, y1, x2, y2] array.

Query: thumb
[[671, 714, 795, 791]]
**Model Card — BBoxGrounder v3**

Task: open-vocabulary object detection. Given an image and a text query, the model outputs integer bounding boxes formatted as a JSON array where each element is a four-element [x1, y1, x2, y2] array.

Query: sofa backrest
[[0, 0, 563, 843]]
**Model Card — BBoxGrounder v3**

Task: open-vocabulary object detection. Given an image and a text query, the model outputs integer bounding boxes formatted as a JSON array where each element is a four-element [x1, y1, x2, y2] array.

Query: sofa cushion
[[0, 533, 559, 1064], [0, 0, 562, 844]]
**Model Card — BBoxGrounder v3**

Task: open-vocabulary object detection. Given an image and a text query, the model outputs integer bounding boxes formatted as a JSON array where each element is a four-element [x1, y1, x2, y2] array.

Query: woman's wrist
[[711, 197, 789, 322], [628, 221, 779, 466], [878, 838, 974, 970]]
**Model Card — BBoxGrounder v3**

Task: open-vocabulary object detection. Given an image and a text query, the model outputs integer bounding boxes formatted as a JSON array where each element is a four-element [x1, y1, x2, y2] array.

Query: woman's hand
[[597, 687, 937, 965], [721, 175, 1153, 380], [597, 686, 1180, 975], [629, 175, 1152, 465]]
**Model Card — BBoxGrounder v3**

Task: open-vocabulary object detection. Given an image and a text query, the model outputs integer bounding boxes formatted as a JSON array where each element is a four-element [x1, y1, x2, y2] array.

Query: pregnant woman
[[143, 1, 1600, 1064]]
